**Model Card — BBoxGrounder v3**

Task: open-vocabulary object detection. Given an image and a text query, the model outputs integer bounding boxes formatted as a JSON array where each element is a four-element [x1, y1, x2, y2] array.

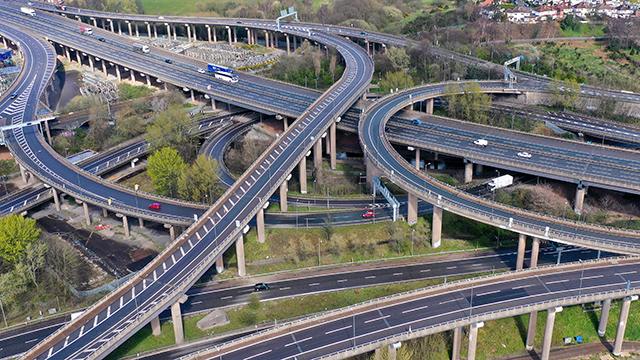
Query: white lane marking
[[285, 336, 312, 347], [325, 325, 352, 335], [243, 349, 272, 360], [365, 315, 390, 324], [616, 271, 636, 276], [25, 338, 40, 344], [512, 284, 535, 290], [402, 304, 429, 314], [191, 301, 202, 305], [337, 279, 348, 283], [582, 275, 604, 280], [419, 269, 430, 273], [546, 279, 570, 285], [392, 272, 402, 276], [446, 266, 457, 270], [476, 290, 500, 297], [309, 283, 320, 286], [279, 287, 291, 290], [439, 298, 459, 305], [365, 276, 376, 279], [221, 296, 233, 300]]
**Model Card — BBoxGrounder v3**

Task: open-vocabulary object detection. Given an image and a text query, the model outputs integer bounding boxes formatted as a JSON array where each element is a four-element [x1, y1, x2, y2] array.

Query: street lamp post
[[134, 184, 139, 208]]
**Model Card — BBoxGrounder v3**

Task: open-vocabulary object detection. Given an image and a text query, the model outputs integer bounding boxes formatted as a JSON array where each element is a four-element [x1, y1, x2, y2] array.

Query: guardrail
[[184, 257, 640, 359]]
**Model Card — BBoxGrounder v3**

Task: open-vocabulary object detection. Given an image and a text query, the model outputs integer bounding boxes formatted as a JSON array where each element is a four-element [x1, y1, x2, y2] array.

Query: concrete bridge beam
[[426, 98, 434, 114]]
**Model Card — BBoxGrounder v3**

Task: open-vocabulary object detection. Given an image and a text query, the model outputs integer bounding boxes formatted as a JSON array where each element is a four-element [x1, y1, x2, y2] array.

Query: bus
[[213, 71, 239, 83], [207, 63, 235, 75]]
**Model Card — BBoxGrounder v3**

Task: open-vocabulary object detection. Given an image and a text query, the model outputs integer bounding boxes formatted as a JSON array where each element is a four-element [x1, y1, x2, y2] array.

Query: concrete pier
[[431, 205, 443, 248], [236, 234, 246, 277], [467, 322, 484, 360], [541, 306, 562, 360]]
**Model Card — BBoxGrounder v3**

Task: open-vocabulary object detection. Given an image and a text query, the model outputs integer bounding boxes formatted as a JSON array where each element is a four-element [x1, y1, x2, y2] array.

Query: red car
[[362, 209, 375, 219], [148, 202, 161, 211]]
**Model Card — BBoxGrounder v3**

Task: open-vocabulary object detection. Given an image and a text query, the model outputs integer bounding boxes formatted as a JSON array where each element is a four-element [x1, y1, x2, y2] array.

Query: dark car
[[411, 119, 422, 126], [148, 202, 161, 211], [97, 36, 106, 42], [254, 283, 270, 292], [164, 59, 173, 64], [9, 92, 18, 99]]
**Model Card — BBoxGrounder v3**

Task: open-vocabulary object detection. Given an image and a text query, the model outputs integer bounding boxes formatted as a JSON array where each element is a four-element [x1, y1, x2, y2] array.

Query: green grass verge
[[118, 83, 155, 101]]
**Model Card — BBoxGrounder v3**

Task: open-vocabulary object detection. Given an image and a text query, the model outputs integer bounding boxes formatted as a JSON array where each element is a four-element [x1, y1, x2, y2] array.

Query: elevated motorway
[[360, 81, 640, 254], [21, 8, 375, 358], [183, 257, 640, 360]]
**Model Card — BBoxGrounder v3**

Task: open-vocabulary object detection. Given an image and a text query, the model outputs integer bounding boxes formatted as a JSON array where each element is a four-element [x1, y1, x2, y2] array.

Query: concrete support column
[[19, 165, 28, 184], [387, 344, 397, 360], [279, 181, 288, 212], [264, 31, 269, 47], [101, 60, 107, 75], [451, 326, 462, 360], [530, 237, 540, 268], [365, 40, 371, 56], [102, 208, 108, 218], [313, 139, 322, 170], [431, 205, 443, 248], [256, 207, 265, 243], [43, 120, 52, 144], [206, 25, 212, 42], [516, 233, 526, 270], [127, 21, 132, 36], [130, 70, 135, 83], [613, 295, 638, 355], [65, 47, 71, 61], [235, 234, 246, 277], [467, 322, 484, 360], [151, 316, 161, 336], [136, 23, 140, 37], [407, 193, 418, 225], [541, 307, 563, 360], [115, 65, 121, 81], [52, 188, 61, 212], [118, 21, 122, 35], [109, 20, 114, 33], [325, 131, 330, 155], [75, 50, 81, 65], [299, 156, 307, 194], [154, 24, 158, 38], [165, 24, 170, 39], [464, 160, 473, 184], [146, 75, 151, 87], [168, 225, 176, 240], [233, 28, 238, 43], [147, 23, 151, 38], [211, 98, 216, 110], [414, 148, 420, 170], [215, 255, 224, 273], [286, 35, 291, 54], [190, 89, 195, 102], [426, 98, 434, 114], [191, 25, 197, 41], [213, 26, 217, 42], [186, 24, 191, 42], [283, 117, 289, 131], [82, 202, 91, 226], [138, 218, 144, 229], [599, 299, 612, 337], [574, 184, 586, 215], [330, 122, 337, 170], [170, 297, 187, 344], [122, 215, 130, 238], [525, 237, 541, 350], [172, 25, 177, 40], [88, 56, 94, 72], [227, 27, 232, 45]]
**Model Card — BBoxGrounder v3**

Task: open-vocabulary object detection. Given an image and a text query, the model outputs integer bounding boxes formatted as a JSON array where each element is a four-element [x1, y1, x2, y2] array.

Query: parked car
[[362, 209, 375, 219], [254, 283, 270, 291], [473, 139, 488, 147], [148, 202, 161, 211], [517, 151, 532, 159]]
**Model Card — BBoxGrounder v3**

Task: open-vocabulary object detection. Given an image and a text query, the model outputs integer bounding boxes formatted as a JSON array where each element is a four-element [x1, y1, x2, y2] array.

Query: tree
[[413, 217, 431, 247], [178, 155, 223, 204], [0, 215, 41, 264], [550, 78, 580, 110], [445, 83, 463, 118], [379, 71, 414, 93], [321, 216, 335, 244], [459, 82, 492, 124], [116, 113, 145, 138], [0, 160, 16, 194], [0, 268, 29, 307], [147, 147, 186, 197], [21, 241, 47, 287], [145, 105, 196, 160], [386, 47, 410, 71]]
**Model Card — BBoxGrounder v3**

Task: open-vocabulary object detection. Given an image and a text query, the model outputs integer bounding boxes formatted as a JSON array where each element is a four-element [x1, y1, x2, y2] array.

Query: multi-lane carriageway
[[11, 4, 375, 359], [0, 2, 639, 360]]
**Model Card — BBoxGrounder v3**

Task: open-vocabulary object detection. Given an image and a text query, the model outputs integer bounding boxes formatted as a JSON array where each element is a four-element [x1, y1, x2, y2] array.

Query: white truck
[[133, 44, 150, 54], [488, 174, 513, 191], [20, 6, 36, 16]]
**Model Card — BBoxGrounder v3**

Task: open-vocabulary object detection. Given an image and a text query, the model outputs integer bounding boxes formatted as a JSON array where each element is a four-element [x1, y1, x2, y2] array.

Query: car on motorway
[[362, 209, 375, 219], [473, 139, 488, 147], [198, 68, 206, 74], [236, 21, 242, 24], [96, 36, 106, 42], [360, 31, 367, 35], [254, 283, 270, 291], [158, 16, 165, 20], [164, 59, 173, 64], [517, 151, 532, 158], [9, 92, 18, 99], [411, 119, 422, 126], [148, 202, 161, 211]]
